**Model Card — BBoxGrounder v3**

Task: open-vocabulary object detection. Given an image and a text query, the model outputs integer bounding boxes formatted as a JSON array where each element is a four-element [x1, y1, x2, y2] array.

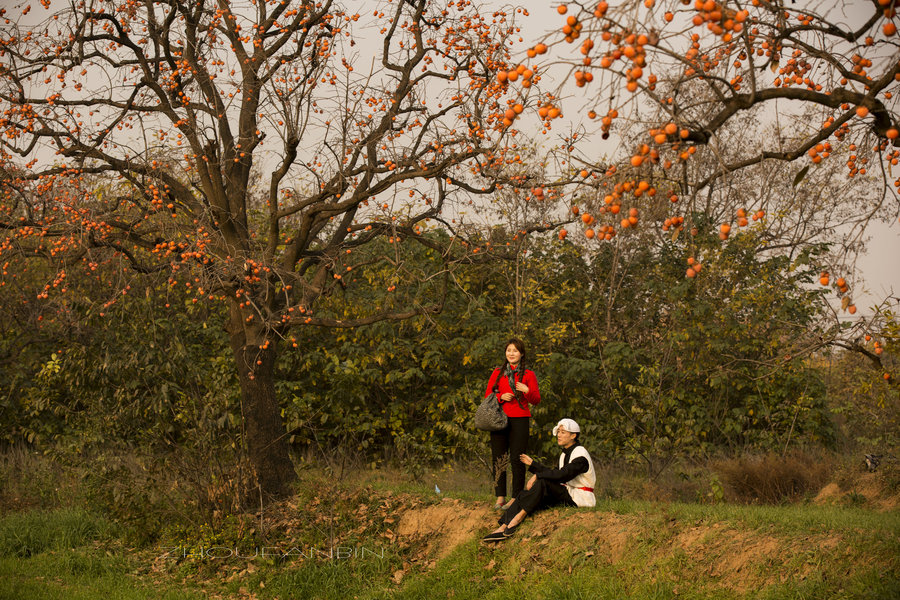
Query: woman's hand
[[525, 474, 537, 490], [500, 392, 515, 402], [515, 382, 530, 395], [519, 454, 533, 466]]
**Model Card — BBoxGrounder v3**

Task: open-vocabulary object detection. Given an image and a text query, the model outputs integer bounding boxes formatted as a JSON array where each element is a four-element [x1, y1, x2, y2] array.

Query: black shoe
[[482, 531, 506, 543], [502, 523, 519, 538]]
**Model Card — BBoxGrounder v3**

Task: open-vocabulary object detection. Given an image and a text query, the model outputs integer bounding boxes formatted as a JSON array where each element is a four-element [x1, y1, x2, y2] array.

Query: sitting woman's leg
[[504, 478, 546, 519], [483, 478, 579, 542], [482, 479, 547, 541], [541, 480, 576, 509]]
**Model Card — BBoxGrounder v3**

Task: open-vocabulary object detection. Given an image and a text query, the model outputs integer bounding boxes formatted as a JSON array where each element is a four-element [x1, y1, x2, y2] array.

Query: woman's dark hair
[[504, 337, 527, 365]]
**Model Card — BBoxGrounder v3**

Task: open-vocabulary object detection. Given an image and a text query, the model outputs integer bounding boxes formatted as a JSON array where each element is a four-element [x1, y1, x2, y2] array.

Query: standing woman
[[485, 338, 540, 510]]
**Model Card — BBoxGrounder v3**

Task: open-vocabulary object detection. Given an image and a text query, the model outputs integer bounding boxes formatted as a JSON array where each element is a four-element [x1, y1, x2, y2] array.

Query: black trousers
[[490, 416, 530, 497], [498, 477, 576, 525]]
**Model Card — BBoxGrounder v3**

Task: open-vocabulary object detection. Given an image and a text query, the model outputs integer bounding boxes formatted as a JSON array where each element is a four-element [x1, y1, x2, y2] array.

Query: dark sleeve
[[527, 459, 551, 475], [534, 456, 589, 483]]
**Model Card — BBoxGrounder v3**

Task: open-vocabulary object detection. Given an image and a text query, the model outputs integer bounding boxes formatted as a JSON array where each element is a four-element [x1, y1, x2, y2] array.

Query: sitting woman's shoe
[[500, 499, 515, 510], [502, 523, 519, 538], [482, 530, 506, 542]]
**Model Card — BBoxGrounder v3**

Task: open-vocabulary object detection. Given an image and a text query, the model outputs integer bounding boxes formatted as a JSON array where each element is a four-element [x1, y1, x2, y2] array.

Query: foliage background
[[4, 223, 893, 476]]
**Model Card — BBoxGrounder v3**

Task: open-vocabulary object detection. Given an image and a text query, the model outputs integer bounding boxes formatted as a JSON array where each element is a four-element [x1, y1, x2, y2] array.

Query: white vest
[[559, 445, 596, 507]]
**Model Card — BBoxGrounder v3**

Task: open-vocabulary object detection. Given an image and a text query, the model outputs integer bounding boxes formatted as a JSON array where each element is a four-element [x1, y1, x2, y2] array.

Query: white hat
[[552, 418, 581, 436]]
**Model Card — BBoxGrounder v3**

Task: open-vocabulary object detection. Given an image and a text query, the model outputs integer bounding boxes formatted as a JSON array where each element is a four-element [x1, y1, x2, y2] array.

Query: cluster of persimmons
[[0, 0, 896, 383], [496, 0, 899, 313]]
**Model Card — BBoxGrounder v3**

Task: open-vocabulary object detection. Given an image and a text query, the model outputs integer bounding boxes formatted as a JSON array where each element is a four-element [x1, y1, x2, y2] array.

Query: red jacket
[[484, 365, 540, 418]]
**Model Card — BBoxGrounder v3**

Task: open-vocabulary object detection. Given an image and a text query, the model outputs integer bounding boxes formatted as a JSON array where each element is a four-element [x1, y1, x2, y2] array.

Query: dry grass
[[0, 445, 80, 514], [712, 451, 833, 504]]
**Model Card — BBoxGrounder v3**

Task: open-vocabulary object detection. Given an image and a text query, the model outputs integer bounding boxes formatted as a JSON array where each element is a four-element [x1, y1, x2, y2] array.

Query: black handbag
[[474, 390, 507, 431], [474, 366, 527, 431]]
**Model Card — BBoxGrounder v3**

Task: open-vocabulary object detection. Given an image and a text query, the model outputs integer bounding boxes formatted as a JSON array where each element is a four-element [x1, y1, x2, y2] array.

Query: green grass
[[261, 556, 400, 600], [2, 490, 898, 600], [0, 507, 117, 558], [0, 552, 206, 600], [592, 497, 900, 536], [339, 465, 489, 503], [0, 508, 205, 600]]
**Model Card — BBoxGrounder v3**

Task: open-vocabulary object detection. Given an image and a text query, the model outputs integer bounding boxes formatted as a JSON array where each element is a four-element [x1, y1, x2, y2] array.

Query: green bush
[[2, 226, 841, 482]]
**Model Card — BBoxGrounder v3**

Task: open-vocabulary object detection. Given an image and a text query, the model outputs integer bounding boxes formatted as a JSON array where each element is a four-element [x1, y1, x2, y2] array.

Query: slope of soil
[[388, 492, 898, 595]]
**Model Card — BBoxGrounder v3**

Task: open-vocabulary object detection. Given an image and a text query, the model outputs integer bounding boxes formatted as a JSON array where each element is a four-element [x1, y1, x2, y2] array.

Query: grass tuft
[[0, 508, 115, 558]]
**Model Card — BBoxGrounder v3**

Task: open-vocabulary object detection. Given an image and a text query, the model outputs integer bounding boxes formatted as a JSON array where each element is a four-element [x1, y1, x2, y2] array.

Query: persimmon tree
[[0, 0, 548, 496], [509, 0, 900, 386]]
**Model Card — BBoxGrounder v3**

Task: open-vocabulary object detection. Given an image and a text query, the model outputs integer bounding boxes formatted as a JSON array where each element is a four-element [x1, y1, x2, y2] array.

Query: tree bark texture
[[227, 307, 295, 499]]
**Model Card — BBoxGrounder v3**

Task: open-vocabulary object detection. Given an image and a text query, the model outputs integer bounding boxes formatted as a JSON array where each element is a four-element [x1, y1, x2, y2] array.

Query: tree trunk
[[227, 308, 296, 499]]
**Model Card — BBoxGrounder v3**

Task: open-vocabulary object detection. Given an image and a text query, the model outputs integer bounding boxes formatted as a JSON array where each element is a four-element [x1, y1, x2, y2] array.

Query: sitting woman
[[482, 418, 595, 542]]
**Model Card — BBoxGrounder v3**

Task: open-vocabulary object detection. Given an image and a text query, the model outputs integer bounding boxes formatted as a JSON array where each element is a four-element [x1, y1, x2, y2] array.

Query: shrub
[[0, 445, 80, 512], [77, 443, 260, 546], [712, 451, 832, 504]]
